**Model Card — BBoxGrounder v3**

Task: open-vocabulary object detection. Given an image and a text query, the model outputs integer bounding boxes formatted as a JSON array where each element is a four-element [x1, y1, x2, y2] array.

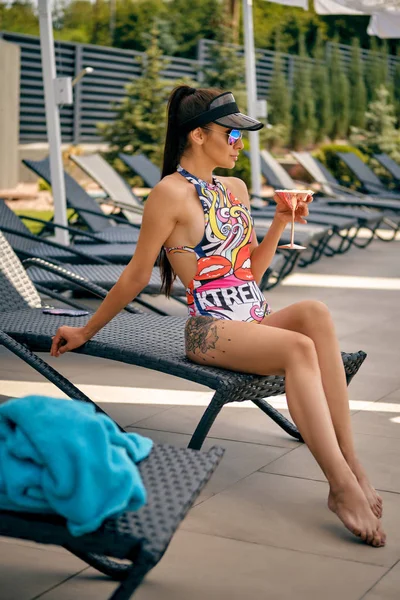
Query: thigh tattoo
[[185, 316, 220, 355]]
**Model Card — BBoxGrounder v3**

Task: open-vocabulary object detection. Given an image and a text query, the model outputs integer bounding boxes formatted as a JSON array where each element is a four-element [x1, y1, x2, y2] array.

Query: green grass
[[14, 209, 76, 235]]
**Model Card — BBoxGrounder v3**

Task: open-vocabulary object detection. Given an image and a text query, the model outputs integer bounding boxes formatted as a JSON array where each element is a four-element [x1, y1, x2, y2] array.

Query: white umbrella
[[368, 12, 400, 38], [264, 0, 308, 6], [314, 0, 400, 38], [313, 0, 365, 15]]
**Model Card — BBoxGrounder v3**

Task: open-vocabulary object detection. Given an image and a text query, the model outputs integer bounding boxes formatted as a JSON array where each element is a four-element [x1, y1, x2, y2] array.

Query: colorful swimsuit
[[165, 166, 271, 323]]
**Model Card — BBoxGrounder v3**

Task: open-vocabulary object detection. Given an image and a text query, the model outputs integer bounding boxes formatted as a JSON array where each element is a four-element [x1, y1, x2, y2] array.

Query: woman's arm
[[226, 177, 308, 285], [51, 179, 179, 356]]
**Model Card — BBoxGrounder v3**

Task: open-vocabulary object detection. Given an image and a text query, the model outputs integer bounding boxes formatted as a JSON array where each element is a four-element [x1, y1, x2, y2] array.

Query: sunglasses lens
[[228, 130, 241, 145]]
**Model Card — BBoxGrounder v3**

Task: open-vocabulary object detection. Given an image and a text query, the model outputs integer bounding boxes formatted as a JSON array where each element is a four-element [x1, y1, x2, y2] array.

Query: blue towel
[[0, 395, 153, 536]]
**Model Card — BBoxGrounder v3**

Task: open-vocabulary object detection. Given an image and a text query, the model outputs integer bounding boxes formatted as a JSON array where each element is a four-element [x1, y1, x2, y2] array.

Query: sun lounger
[[70, 153, 144, 224], [246, 150, 383, 254], [0, 231, 367, 450], [337, 152, 400, 200], [373, 153, 400, 187], [292, 152, 400, 242], [23, 157, 142, 242], [119, 153, 161, 188], [0, 329, 224, 599]]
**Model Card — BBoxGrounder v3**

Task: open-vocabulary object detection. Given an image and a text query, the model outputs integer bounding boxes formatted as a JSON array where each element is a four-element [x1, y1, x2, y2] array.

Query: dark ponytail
[[159, 84, 222, 296]]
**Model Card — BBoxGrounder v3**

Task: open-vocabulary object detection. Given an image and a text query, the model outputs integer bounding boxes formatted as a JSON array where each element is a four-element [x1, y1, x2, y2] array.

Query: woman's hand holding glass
[[273, 190, 313, 250]]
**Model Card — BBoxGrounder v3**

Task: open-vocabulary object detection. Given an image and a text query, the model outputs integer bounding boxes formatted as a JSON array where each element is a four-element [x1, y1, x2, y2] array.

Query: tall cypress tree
[[268, 51, 291, 130], [290, 34, 316, 149], [99, 27, 170, 169], [348, 38, 367, 129], [393, 59, 400, 127], [329, 42, 350, 139], [202, 24, 245, 91], [312, 30, 332, 143], [365, 39, 383, 103]]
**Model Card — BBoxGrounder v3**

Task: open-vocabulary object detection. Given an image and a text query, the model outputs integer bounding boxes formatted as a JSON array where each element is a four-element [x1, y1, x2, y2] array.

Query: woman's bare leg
[[263, 300, 382, 517], [185, 316, 386, 546]]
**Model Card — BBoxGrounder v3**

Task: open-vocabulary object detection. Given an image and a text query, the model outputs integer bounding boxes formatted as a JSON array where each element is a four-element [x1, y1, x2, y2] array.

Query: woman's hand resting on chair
[[50, 326, 90, 357]]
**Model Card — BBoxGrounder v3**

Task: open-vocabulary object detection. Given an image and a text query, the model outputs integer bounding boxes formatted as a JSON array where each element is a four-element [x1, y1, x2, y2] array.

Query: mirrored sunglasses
[[202, 127, 243, 146]]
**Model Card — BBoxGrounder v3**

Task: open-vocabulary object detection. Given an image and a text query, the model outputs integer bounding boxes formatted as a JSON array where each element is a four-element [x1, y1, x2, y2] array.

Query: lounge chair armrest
[[0, 225, 110, 265], [23, 257, 140, 314], [75, 207, 141, 228], [17, 215, 110, 243]]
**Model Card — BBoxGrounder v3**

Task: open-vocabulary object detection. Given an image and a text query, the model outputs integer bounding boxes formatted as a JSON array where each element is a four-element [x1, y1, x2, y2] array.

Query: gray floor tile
[[362, 560, 400, 600], [37, 530, 388, 600], [96, 402, 172, 428], [346, 372, 400, 402], [261, 432, 400, 494], [351, 397, 400, 439], [128, 426, 291, 501], [182, 473, 400, 566], [133, 404, 301, 448], [0, 538, 86, 600]]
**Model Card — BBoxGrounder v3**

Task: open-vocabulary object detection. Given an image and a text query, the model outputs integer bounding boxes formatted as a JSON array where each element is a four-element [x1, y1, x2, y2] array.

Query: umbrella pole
[[242, 0, 263, 207], [38, 0, 69, 246]]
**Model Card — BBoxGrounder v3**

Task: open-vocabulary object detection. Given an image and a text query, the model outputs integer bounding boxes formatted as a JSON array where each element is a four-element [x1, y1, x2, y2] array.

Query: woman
[[51, 86, 385, 547]]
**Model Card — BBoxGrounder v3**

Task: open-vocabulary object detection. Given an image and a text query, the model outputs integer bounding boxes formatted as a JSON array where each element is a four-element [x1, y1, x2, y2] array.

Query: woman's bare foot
[[327, 477, 386, 547], [345, 458, 383, 518]]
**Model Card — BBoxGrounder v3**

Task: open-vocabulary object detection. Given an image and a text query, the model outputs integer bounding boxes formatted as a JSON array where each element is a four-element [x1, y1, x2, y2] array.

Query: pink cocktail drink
[[275, 189, 314, 250]]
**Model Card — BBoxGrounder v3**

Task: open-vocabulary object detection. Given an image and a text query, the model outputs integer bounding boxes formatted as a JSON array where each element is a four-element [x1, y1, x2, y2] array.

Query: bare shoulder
[[144, 172, 188, 214], [218, 176, 250, 207]]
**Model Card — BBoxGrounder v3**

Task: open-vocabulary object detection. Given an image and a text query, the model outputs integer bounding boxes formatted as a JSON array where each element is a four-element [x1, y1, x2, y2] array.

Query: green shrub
[[38, 178, 51, 192], [313, 143, 367, 190]]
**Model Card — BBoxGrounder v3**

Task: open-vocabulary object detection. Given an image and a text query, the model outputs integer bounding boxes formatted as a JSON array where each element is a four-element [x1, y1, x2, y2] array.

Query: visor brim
[[213, 112, 264, 131]]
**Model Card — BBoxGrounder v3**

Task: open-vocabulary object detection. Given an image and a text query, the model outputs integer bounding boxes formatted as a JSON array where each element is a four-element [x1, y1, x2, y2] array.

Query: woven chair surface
[[74, 227, 139, 244], [0, 308, 366, 402], [72, 153, 143, 208], [0, 443, 223, 561], [120, 153, 161, 189]]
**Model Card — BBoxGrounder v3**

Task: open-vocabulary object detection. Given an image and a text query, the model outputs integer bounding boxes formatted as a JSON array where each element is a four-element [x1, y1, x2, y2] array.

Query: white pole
[[38, 0, 69, 245], [242, 0, 263, 205]]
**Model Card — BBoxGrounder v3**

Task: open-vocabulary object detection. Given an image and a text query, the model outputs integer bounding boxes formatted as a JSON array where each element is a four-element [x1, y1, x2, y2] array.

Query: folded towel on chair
[[0, 395, 153, 536]]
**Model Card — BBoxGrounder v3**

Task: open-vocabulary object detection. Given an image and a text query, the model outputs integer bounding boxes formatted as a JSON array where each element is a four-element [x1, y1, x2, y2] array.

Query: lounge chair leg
[[188, 391, 225, 450], [375, 218, 399, 242], [108, 560, 150, 600], [251, 397, 303, 442], [64, 549, 132, 581]]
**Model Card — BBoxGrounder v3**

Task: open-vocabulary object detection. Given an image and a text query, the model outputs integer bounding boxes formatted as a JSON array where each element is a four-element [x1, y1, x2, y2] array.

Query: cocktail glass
[[275, 189, 314, 250]]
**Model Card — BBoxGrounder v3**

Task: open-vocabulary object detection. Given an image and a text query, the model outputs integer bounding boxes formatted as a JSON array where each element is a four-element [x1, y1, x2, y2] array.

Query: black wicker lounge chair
[[373, 153, 400, 188], [23, 157, 142, 243], [248, 150, 384, 253], [0, 329, 224, 599], [292, 152, 400, 242], [119, 153, 161, 189], [0, 232, 367, 451], [70, 153, 145, 224], [337, 152, 400, 200], [0, 198, 139, 263]]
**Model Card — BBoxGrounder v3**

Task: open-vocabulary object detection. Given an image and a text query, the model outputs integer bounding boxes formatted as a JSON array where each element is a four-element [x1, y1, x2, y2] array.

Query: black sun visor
[[180, 92, 264, 132]]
